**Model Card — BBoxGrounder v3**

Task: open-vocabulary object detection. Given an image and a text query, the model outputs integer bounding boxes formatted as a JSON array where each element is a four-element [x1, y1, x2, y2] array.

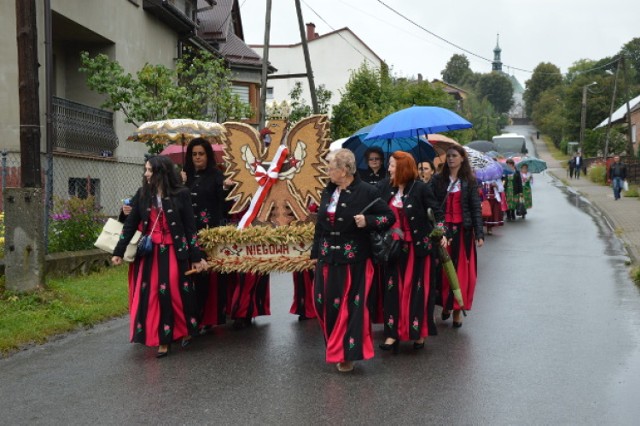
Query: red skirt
[[313, 260, 375, 363], [382, 243, 435, 341], [227, 273, 271, 319], [441, 224, 477, 310], [197, 271, 227, 327], [483, 198, 504, 227], [128, 244, 198, 347], [290, 270, 317, 318]]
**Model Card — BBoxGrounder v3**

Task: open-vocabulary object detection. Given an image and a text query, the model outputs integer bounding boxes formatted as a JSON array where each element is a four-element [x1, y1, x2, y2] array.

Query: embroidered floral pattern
[[343, 241, 356, 258], [354, 294, 360, 307], [349, 337, 355, 349], [387, 277, 394, 290], [159, 283, 167, 295], [159, 244, 167, 253], [190, 317, 198, 328], [136, 322, 143, 334], [387, 315, 395, 329], [163, 324, 171, 336], [333, 297, 340, 309], [316, 293, 323, 304], [320, 239, 329, 256], [199, 209, 211, 225], [375, 216, 389, 227], [182, 281, 190, 292], [412, 317, 419, 331]]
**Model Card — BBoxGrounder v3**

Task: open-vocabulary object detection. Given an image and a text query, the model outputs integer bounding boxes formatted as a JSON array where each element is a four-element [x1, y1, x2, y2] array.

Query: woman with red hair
[[376, 151, 445, 352]]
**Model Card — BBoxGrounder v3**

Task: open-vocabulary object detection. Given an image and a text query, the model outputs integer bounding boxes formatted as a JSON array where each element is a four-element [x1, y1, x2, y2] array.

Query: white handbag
[[94, 218, 142, 263], [623, 180, 629, 192]]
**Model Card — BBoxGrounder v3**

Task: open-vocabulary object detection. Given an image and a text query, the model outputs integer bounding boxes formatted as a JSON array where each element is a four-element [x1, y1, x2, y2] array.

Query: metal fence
[[1, 150, 146, 251]]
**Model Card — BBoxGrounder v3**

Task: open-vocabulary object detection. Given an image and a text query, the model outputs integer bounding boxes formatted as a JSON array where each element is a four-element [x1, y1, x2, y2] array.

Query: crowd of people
[[110, 139, 533, 372]]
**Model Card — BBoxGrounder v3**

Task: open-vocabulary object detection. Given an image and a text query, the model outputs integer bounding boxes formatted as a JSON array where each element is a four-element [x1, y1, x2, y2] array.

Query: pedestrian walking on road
[[608, 155, 627, 200], [112, 156, 208, 358], [432, 146, 484, 328], [520, 164, 533, 212], [503, 159, 523, 221], [311, 149, 395, 373], [376, 151, 445, 353], [574, 152, 584, 179], [568, 154, 576, 179]]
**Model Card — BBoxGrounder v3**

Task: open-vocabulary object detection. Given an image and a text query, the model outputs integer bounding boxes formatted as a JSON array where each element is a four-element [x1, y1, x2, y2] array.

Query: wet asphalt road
[[2, 144, 640, 424]]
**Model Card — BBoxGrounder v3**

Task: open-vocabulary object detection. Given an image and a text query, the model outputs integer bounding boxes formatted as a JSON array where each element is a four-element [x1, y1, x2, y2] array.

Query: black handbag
[[360, 198, 403, 264], [136, 208, 162, 258], [516, 201, 527, 217]]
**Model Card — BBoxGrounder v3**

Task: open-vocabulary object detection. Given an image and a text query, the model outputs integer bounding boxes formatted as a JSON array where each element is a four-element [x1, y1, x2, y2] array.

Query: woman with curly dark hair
[[112, 156, 208, 357], [431, 145, 484, 328]]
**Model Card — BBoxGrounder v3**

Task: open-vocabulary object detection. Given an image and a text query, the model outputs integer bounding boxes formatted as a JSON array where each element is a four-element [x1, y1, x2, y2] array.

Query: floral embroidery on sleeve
[[343, 241, 357, 258]]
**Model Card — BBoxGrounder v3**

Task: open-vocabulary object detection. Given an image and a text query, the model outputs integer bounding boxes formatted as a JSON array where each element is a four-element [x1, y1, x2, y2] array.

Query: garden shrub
[[48, 196, 107, 253]]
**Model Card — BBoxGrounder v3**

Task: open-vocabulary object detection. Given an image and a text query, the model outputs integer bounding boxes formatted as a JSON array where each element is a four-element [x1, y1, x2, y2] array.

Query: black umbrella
[[466, 140, 496, 153]]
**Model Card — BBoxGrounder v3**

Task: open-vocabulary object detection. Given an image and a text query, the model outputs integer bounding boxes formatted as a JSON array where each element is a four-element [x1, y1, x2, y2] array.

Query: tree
[[331, 62, 456, 138], [287, 81, 332, 123], [441, 54, 472, 86], [475, 73, 514, 114], [620, 38, 640, 84], [523, 62, 562, 117], [80, 48, 252, 153]]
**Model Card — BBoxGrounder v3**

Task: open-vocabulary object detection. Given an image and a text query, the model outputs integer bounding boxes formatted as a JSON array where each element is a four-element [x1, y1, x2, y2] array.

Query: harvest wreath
[[197, 223, 315, 274]]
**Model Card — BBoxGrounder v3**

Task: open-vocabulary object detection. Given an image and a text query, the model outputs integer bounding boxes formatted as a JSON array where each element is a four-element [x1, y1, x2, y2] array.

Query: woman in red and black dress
[[376, 152, 445, 352], [311, 149, 394, 372], [112, 156, 208, 357], [182, 138, 228, 332], [431, 146, 484, 328]]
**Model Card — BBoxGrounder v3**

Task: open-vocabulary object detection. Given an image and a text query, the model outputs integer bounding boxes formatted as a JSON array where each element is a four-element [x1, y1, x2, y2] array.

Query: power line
[[301, 0, 378, 67], [376, 0, 624, 77]]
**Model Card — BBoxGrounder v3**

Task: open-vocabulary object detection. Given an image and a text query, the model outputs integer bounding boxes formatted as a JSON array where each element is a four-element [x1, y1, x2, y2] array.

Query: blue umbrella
[[516, 157, 547, 173], [343, 131, 437, 170], [364, 106, 472, 140]]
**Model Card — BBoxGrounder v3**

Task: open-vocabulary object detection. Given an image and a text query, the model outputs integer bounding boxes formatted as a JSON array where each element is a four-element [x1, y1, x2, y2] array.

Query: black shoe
[[181, 336, 192, 348], [232, 318, 251, 329], [441, 311, 451, 321], [379, 340, 399, 354], [156, 345, 170, 358], [413, 341, 425, 350], [452, 321, 463, 328], [298, 315, 310, 321]]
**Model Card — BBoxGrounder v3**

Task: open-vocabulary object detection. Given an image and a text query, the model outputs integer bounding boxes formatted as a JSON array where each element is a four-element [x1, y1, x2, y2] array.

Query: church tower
[[492, 34, 502, 72]]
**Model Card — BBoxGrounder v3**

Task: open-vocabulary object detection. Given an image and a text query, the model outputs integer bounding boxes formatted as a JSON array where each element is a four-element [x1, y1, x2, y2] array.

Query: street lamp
[[579, 81, 597, 152]]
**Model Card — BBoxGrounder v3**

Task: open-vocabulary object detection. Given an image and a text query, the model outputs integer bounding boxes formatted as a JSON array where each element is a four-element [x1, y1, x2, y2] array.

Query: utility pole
[[603, 57, 620, 161], [294, 0, 318, 113], [258, 0, 272, 130], [5, 0, 46, 292], [621, 56, 635, 157], [579, 81, 597, 153]]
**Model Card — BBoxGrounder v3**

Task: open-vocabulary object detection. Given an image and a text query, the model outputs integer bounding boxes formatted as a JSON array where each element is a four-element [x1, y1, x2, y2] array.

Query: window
[[632, 124, 637, 144], [232, 85, 250, 105], [68, 177, 100, 201], [266, 87, 274, 100]]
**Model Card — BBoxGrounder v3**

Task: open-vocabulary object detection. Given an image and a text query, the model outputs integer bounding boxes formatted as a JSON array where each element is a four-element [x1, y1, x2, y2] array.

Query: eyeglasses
[[192, 151, 206, 157], [368, 157, 381, 161]]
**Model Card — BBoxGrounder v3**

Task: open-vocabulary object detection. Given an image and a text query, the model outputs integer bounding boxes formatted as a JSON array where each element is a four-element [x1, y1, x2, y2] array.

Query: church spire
[[492, 33, 502, 72]]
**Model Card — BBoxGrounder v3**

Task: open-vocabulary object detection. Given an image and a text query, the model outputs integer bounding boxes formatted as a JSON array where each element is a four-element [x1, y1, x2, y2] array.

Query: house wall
[[631, 109, 639, 156], [253, 30, 381, 113], [1, 0, 182, 158]]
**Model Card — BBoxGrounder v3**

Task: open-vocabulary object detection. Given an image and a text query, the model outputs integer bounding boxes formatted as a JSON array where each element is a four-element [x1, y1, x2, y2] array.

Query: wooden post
[[294, 0, 319, 114], [621, 56, 635, 157], [603, 57, 620, 161], [15, 0, 42, 188], [259, 0, 272, 130]]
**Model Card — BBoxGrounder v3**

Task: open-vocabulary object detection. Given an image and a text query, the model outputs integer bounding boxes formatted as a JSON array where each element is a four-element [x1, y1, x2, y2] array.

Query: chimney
[[306, 22, 317, 41], [417, 73, 423, 82]]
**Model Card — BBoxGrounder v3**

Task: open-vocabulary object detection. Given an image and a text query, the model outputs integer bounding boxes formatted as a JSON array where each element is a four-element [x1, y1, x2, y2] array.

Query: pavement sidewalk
[[531, 132, 640, 264]]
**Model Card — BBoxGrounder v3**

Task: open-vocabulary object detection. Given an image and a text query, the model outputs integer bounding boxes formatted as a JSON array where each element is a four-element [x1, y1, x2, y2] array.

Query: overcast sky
[[239, 0, 637, 87]]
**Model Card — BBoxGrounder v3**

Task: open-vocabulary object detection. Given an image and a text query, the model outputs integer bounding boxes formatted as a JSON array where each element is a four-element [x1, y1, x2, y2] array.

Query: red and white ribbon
[[238, 144, 289, 229]]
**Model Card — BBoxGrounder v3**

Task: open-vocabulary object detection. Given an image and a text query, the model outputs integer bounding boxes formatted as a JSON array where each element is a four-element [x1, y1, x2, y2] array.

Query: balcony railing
[[52, 96, 119, 156]]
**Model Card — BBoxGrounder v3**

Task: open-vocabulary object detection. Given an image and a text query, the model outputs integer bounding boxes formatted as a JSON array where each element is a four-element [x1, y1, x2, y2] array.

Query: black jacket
[[186, 167, 226, 229], [358, 167, 387, 185], [311, 175, 395, 264], [431, 174, 484, 240], [376, 178, 444, 257], [114, 187, 204, 263], [609, 162, 627, 180]]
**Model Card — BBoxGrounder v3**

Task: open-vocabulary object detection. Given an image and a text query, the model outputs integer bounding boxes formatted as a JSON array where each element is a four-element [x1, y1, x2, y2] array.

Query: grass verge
[[0, 265, 128, 355]]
